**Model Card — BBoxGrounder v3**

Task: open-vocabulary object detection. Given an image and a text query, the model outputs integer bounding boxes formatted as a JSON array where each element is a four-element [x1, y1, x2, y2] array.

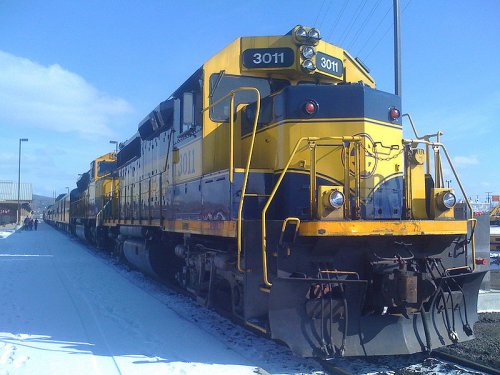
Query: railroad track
[[433, 350, 499, 375], [319, 351, 499, 375]]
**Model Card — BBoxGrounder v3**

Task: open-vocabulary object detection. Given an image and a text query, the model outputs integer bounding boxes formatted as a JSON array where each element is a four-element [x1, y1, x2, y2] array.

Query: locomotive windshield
[[97, 161, 116, 177], [209, 74, 289, 122]]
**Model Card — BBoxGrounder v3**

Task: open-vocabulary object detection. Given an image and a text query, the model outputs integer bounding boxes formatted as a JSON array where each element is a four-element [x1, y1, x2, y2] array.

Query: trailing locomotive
[[45, 26, 485, 358]]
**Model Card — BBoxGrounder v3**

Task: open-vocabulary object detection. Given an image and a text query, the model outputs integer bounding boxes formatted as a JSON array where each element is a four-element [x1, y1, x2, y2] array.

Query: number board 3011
[[316, 52, 343, 77], [242, 48, 294, 69]]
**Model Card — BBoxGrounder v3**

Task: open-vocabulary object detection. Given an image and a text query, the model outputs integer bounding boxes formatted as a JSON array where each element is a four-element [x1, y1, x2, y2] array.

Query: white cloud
[[453, 155, 479, 166], [0, 50, 133, 137]]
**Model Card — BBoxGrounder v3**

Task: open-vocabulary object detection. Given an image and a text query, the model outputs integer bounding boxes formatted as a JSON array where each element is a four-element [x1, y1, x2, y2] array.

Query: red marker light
[[389, 107, 400, 120], [475, 257, 488, 265], [304, 101, 318, 115]]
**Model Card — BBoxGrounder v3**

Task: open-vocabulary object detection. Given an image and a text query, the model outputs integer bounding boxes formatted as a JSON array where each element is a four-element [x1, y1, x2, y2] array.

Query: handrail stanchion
[[403, 138, 476, 271], [202, 87, 261, 273], [309, 142, 317, 218], [261, 136, 360, 287]]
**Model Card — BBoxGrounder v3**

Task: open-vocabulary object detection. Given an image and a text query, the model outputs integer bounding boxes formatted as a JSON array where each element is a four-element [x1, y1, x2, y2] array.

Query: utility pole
[[486, 191, 493, 206], [393, 0, 401, 97], [17, 138, 28, 224], [446, 179, 452, 188]]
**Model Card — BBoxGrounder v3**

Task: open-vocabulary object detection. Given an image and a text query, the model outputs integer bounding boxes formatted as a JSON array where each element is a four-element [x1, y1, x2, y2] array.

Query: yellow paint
[[430, 188, 456, 219], [239, 118, 404, 205], [94, 152, 116, 181], [201, 31, 377, 176], [299, 220, 467, 237], [173, 138, 202, 183], [317, 185, 345, 220], [409, 148, 428, 219], [162, 220, 237, 238]]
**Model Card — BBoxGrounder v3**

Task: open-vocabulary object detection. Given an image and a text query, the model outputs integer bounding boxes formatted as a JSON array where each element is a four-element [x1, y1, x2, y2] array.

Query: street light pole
[[109, 140, 118, 153], [17, 138, 29, 225]]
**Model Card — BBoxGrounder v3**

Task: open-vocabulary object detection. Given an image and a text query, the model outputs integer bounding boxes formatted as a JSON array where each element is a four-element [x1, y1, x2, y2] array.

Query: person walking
[[34, 218, 39, 231]]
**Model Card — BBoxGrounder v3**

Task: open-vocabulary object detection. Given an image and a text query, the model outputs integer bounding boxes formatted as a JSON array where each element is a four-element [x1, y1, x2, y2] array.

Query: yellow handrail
[[202, 87, 261, 273], [279, 217, 301, 246], [468, 218, 477, 272], [309, 143, 317, 218], [402, 139, 473, 218], [261, 136, 361, 287], [403, 138, 476, 272], [96, 197, 112, 227]]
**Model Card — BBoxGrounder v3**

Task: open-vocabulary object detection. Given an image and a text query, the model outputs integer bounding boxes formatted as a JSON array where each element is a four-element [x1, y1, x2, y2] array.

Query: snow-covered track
[[433, 351, 499, 375]]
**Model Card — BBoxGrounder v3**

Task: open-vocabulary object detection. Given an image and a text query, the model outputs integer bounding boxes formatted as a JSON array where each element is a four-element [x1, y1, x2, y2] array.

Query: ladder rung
[[244, 193, 270, 197], [245, 320, 268, 334], [259, 286, 271, 293]]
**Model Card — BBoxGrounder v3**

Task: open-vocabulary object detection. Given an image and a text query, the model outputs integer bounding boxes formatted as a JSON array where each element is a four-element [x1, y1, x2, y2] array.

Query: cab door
[[171, 92, 203, 220]]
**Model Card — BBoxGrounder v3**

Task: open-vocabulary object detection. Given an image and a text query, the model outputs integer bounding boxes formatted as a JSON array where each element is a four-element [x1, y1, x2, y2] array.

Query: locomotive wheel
[[213, 279, 232, 313]]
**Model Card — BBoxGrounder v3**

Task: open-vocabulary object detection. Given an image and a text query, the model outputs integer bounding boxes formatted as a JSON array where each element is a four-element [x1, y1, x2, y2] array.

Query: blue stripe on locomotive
[[242, 83, 402, 135], [260, 172, 403, 220], [276, 83, 402, 125]]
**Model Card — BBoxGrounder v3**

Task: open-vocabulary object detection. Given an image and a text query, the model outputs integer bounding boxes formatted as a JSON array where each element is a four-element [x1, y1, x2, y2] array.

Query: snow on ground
[[0, 230, 14, 240], [490, 226, 500, 235], [0, 223, 307, 375], [0, 223, 493, 375]]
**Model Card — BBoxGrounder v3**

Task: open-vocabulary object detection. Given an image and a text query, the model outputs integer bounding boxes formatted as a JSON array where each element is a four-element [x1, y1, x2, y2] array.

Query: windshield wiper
[[209, 70, 225, 99]]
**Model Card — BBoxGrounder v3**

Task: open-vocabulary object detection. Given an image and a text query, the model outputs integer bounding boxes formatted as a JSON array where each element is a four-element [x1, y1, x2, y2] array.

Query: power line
[[314, 0, 327, 27], [318, 0, 333, 30], [339, 0, 368, 46], [356, 4, 392, 56], [327, 0, 349, 42], [362, 0, 413, 60], [347, 0, 383, 51]]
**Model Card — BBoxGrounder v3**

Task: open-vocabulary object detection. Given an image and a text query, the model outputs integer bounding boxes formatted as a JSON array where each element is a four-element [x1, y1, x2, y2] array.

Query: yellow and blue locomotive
[[44, 193, 70, 231], [68, 152, 117, 246], [49, 26, 484, 357]]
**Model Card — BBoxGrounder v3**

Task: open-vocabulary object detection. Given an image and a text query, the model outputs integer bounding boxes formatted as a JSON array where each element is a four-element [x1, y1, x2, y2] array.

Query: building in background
[[0, 181, 33, 225]]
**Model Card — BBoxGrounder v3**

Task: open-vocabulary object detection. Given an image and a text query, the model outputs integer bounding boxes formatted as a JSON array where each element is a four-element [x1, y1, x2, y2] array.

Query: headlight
[[441, 192, 456, 209], [328, 190, 345, 209], [308, 28, 321, 41], [301, 59, 316, 73], [301, 46, 316, 59], [295, 27, 308, 42]]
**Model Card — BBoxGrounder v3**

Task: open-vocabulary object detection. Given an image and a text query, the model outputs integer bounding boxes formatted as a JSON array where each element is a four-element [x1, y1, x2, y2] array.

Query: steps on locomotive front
[[245, 316, 269, 335]]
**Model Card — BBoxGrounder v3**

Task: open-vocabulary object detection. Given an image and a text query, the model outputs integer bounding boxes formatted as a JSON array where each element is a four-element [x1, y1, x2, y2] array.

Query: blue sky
[[0, 0, 498, 201]]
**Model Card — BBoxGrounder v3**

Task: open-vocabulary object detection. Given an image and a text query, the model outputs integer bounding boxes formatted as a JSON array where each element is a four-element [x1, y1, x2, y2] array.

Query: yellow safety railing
[[202, 87, 261, 273], [402, 138, 476, 272], [261, 136, 362, 287]]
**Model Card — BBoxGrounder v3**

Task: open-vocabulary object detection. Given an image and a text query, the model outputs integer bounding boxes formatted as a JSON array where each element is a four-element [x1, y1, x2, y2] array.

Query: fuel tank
[[75, 225, 86, 242], [123, 239, 169, 278]]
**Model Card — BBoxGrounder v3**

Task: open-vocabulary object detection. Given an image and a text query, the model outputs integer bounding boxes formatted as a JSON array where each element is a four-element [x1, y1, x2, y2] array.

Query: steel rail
[[432, 350, 500, 375]]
